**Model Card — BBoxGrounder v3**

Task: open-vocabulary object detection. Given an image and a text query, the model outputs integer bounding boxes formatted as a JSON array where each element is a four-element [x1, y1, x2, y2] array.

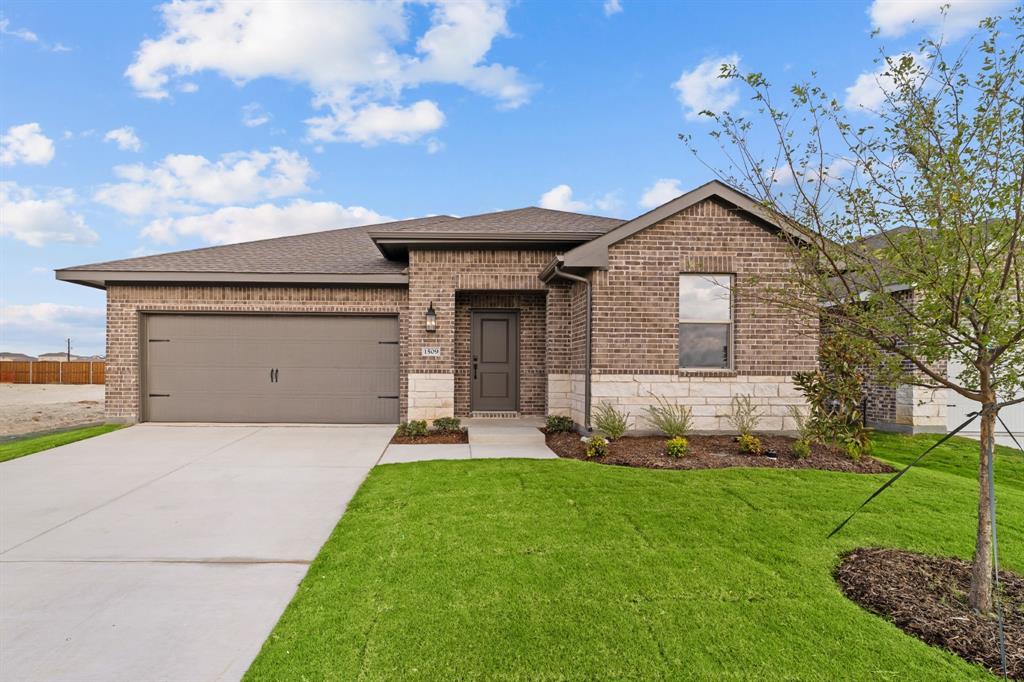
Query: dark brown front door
[[471, 311, 518, 412]]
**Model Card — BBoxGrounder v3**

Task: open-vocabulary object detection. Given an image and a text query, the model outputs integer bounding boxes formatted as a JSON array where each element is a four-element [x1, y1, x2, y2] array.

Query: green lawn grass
[[0, 424, 124, 464], [245, 434, 1023, 681]]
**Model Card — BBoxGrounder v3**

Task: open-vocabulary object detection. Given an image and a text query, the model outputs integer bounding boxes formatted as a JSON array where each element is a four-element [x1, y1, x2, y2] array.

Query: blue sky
[[0, 0, 1013, 356]]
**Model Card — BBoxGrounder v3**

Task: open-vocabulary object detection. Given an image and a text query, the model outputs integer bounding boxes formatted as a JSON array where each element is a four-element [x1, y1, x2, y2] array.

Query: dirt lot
[[0, 384, 105, 438]]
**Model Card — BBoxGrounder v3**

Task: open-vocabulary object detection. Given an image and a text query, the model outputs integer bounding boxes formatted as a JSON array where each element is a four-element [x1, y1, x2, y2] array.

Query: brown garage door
[[143, 314, 399, 423]]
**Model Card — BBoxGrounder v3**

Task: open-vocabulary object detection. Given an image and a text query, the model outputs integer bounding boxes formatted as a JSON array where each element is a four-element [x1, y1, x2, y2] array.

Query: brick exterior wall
[[405, 248, 556, 420], [861, 290, 948, 433], [551, 198, 819, 432], [591, 198, 818, 375], [453, 291, 546, 416], [105, 284, 407, 422]]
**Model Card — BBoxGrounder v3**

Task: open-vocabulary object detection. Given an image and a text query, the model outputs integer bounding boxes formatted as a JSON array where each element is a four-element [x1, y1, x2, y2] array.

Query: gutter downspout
[[545, 261, 592, 431]]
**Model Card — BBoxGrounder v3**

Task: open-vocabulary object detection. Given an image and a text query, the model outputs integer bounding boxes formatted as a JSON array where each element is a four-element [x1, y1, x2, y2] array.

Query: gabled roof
[[56, 207, 622, 289], [559, 180, 808, 270]]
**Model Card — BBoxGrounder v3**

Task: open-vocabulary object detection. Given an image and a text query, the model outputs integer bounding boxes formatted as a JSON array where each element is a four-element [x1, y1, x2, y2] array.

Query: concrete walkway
[[379, 417, 557, 463], [0, 424, 393, 682]]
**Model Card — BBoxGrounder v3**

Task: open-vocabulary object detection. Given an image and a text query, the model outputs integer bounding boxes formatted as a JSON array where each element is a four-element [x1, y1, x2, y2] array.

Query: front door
[[471, 311, 519, 412]]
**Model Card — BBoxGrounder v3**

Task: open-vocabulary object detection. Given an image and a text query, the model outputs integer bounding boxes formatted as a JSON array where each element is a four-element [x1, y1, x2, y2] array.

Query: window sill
[[678, 368, 738, 378]]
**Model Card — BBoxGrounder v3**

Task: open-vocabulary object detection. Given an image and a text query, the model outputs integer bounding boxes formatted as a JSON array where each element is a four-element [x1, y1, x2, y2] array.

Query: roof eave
[[367, 230, 607, 259], [55, 270, 409, 289]]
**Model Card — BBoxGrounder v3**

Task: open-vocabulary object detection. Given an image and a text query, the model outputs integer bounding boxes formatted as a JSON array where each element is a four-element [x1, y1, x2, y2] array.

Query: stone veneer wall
[[406, 248, 557, 421], [558, 198, 820, 431], [453, 290, 546, 416], [590, 374, 805, 432], [105, 284, 408, 422]]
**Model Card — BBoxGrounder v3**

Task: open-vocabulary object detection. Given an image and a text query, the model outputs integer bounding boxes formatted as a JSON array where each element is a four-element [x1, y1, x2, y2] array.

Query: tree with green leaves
[[686, 8, 1023, 614]]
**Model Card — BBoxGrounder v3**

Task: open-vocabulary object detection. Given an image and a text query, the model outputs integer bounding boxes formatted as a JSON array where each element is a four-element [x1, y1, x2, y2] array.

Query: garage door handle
[[273, 368, 279, 383]]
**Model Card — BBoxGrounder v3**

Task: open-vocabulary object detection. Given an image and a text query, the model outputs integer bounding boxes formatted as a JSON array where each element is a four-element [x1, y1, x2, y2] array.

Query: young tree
[[687, 8, 1023, 614]]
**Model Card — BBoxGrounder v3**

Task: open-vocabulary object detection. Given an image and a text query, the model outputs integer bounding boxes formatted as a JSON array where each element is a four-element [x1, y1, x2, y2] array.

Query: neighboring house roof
[[559, 180, 809, 270], [0, 352, 37, 361], [38, 352, 78, 360], [56, 208, 623, 289]]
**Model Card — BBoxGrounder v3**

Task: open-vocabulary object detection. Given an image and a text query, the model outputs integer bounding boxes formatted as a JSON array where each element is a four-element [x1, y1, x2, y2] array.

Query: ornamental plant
[[666, 436, 689, 458], [584, 435, 609, 458]]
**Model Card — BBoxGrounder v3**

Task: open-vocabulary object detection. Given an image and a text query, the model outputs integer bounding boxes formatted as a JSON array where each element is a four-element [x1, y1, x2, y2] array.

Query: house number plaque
[[421, 347, 442, 357]]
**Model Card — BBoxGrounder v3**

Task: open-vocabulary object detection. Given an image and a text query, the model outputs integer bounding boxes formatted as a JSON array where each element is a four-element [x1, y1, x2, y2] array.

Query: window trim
[[678, 273, 734, 370]]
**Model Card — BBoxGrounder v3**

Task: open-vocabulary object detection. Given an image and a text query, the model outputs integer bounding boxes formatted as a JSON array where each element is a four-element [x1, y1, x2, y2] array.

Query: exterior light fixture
[[425, 302, 437, 332]]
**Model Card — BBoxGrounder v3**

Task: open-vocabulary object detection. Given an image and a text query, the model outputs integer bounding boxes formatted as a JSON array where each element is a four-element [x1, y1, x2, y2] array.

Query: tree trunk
[[968, 402, 996, 614]]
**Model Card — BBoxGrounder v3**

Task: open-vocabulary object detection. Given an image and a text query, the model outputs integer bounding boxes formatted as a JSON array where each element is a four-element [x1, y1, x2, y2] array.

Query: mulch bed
[[390, 429, 468, 445], [836, 547, 1024, 679], [543, 431, 893, 473]]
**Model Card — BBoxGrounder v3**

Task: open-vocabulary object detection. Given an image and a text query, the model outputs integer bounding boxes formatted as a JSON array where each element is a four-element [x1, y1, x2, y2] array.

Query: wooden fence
[[0, 361, 105, 384]]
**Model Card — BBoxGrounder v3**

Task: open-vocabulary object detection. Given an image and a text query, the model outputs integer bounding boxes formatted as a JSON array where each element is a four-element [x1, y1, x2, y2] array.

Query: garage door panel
[[144, 315, 399, 423]]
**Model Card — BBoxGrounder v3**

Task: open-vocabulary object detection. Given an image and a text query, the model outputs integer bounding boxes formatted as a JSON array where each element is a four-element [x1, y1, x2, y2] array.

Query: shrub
[[396, 420, 428, 438], [792, 439, 812, 459], [737, 433, 763, 455], [545, 415, 575, 433], [592, 402, 629, 440], [584, 435, 608, 458], [727, 394, 761, 436], [665, 436, 689, 458], [645, 396, 693, 438], [793, 333, 872, 461], [431, 417, 462, 433]]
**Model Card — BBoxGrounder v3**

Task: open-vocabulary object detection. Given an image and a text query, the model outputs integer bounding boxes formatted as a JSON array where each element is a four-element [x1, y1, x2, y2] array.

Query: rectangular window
[[678, 274, 733, 369]]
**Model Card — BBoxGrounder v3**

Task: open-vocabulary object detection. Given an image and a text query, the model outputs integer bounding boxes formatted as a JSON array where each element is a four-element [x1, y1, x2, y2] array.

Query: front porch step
[[465, 416, 547, 445], [470, 411, 520, 419]]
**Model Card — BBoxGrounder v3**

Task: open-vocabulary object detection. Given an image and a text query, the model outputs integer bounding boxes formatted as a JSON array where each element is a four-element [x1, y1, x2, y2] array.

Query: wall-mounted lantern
[[425, 302, 437, 332]]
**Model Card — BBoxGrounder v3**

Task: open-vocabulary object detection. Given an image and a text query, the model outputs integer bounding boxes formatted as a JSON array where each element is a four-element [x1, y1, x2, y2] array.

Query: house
[[37, 352, 79, 362], [0, 352, 37, 362], [58, 180, 859, 431]]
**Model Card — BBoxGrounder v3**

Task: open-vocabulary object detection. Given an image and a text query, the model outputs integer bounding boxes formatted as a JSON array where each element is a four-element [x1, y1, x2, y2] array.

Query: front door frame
[[470, 309, 520, 412]]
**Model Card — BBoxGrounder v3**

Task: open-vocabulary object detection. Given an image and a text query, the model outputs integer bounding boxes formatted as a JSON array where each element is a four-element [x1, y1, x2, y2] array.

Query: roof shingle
[[61, 208, 623, 276]]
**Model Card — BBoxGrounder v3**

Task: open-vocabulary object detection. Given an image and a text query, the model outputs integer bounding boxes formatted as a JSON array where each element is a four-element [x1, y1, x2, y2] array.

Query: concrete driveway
[[0, 423, 393, 682]]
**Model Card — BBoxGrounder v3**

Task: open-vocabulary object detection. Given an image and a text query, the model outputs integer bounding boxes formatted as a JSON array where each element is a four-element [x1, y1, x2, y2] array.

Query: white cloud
[[672, 54, 741, 121], [94, 147, 314, 215], [241, 102, 271, 127], [0, 303, 106, 355], [425, 138, 445, 154], [539, 184, 590, 212], [538, 184, 621, 214], [603, 0, 623, 17], [177, 82, 199, 93], [141, 199, 389, 245], [103, 126, 142, 152], [844, 53, 921, 112], [639, 178, 683, 209], [315, 101, 445, 146], [0, 17, 70, 52], [0, 123, 55, 166], [0, 182, 98, 247], [125, 0, 531, 145], [0, 17, 37, 42], [869, 0, 1016, 39]]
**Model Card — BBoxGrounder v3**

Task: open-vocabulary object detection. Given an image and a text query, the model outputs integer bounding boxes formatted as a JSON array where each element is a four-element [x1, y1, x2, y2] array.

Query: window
[[678, 274, 733, 368]]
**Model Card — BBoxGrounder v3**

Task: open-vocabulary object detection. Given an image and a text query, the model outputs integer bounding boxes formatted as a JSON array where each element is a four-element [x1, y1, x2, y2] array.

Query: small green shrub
[[792, 331, 872, 461], [396, 420, 429, 438], [665, 436, 689, 458], [592, 402, 629, 440], [545, 415, 575, 433], [728, 395, 761, 436], [584, 435, 609, 458], [792, 439, 812, 459], [738, 433, 763, 455], [645, 396, 693, 438], [431, 417, 462, 433]]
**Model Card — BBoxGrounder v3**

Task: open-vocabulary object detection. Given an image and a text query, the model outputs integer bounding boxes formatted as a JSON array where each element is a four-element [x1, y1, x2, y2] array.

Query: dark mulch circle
[[835, 547, 1024, 679], [543, 430, 893, 474], [391, 429, 468, 445]]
